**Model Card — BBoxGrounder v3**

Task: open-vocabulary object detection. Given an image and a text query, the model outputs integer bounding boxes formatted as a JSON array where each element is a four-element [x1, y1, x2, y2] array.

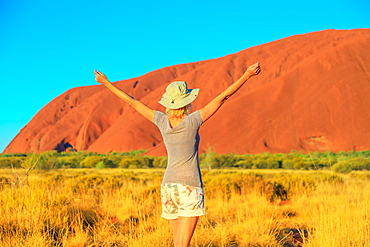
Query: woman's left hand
[[94, 70, 110, 85], [245, 62, 261, 77]]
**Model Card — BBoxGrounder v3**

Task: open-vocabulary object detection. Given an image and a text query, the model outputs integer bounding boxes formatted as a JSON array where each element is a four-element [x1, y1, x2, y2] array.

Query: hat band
[[170, 91, 191, 104]]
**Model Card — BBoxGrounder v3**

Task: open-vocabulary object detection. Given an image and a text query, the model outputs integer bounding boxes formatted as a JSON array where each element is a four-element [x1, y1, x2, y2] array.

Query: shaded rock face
[[4, 29, 370, 155]]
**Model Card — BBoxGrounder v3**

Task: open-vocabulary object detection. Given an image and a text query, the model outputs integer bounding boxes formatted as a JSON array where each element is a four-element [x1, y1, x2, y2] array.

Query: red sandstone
[[4, 29, 370, 155]]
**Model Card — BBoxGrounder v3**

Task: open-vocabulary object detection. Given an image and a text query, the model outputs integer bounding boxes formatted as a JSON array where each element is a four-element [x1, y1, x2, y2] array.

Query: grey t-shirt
[[154, 110, 203, 187]]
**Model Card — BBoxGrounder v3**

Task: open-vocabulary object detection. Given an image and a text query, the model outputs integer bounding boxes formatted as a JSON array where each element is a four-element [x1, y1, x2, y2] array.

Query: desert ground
[[0, 168, 369, 246]]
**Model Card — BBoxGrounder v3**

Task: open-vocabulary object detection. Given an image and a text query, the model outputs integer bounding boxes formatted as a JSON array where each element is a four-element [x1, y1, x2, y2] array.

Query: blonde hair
[[166, 104, 193, 119]]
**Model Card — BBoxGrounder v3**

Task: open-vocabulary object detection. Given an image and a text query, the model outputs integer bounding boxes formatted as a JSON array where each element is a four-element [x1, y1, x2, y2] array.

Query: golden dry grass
[[0, 168, 369, 246]]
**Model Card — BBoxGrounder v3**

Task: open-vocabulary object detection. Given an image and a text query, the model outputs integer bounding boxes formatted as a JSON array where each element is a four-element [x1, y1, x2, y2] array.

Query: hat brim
[[158, 88, 200, 109]]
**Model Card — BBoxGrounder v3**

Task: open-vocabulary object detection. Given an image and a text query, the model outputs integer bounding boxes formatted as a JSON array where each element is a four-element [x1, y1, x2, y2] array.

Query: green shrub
[[96, 161, 105, 169], [35, 151, 61, 170], [213, 154, 244, 168], [282, 159, 295, 169], [234, 159, 253, 169], [119, 156, 153, 169], [349, 158, 370, 170], [0, 157, 24, 169], [332, 160, 353, 173], [267, 157, 280, 169], [332, 158, 370, 173], [58, 155, 84, 168], [252, 158, 268, 169], [152, 157, 168, 168], [2, 150, 370, 171], [317, 158, 337, 168], [105, 156, 121, 168], [201, 147, 216, 170], [103, 159, 117, 168], [80, 156, 103, 168], [302, 160, 316, 170]]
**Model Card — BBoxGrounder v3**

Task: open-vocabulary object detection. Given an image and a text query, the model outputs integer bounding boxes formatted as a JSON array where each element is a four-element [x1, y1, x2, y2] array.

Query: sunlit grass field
[[0, 168, 369, 246]]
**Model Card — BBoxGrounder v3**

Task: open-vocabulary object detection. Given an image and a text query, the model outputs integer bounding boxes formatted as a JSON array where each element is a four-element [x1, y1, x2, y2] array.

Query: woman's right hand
[[94, 70, 110, 85]]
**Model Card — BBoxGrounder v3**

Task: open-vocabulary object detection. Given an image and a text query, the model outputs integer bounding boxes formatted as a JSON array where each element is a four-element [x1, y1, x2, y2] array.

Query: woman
[[94, 62, 261, 247]]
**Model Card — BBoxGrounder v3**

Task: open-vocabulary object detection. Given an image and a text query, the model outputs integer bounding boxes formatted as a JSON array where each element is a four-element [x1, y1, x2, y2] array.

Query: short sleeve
[[188, 111, 203, 128], [154, 111, 166, 128]]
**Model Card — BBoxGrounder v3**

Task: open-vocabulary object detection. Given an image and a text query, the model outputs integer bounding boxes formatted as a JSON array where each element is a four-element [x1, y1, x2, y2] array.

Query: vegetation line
[[1, 150, 370, 173]]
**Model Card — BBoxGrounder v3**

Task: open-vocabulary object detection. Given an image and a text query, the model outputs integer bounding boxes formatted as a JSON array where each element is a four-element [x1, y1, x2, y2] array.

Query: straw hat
[[158, 81, 199, 109]]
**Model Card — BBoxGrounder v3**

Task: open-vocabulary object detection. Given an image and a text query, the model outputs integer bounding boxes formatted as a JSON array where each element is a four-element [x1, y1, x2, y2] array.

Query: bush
[[152, 157, 168, 168], [201, 147, 216, 170], [252, 158, 268, 169], [302, 159, 317, 170], [103, 159, 118, 168], [80, 156, 103, 168], [0, 157, 24, 169], [96, 161, 105, 169], [119, 156, 153, 168], [317, 158, 337, 169], [105, 156, 121, 168], [234, 159, 253, 169], [2, 150, 370, 171], [332, 160, 353, 173], [332, 158, 370, 173], [282, 159, 295, 169], [58, 155, 84, 168], [36, 151, 61, 170], [267, 157, 280, 169], [350, 158, 370, 170], [213, 154, 244, 168]]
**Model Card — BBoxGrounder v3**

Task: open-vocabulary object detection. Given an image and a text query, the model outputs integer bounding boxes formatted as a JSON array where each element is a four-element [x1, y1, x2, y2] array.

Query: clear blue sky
[[0, 0, 369, 153]]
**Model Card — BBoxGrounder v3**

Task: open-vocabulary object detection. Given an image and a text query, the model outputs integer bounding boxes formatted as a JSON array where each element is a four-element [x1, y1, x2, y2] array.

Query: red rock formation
[[4, 29, 370, 155]]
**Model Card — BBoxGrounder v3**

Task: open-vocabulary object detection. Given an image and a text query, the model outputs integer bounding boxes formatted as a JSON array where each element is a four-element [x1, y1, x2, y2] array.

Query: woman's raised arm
[[199, 62, 261, 122], [94, 70, 156, 122]]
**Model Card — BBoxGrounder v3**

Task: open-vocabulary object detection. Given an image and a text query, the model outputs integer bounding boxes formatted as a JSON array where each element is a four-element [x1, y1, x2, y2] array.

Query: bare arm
[[199, 62, 261, 122], [94, 70, 155, 122]]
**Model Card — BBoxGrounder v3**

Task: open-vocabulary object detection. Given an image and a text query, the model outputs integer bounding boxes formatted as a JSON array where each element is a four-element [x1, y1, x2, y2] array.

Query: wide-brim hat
[[158, 81, 200, 109]]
